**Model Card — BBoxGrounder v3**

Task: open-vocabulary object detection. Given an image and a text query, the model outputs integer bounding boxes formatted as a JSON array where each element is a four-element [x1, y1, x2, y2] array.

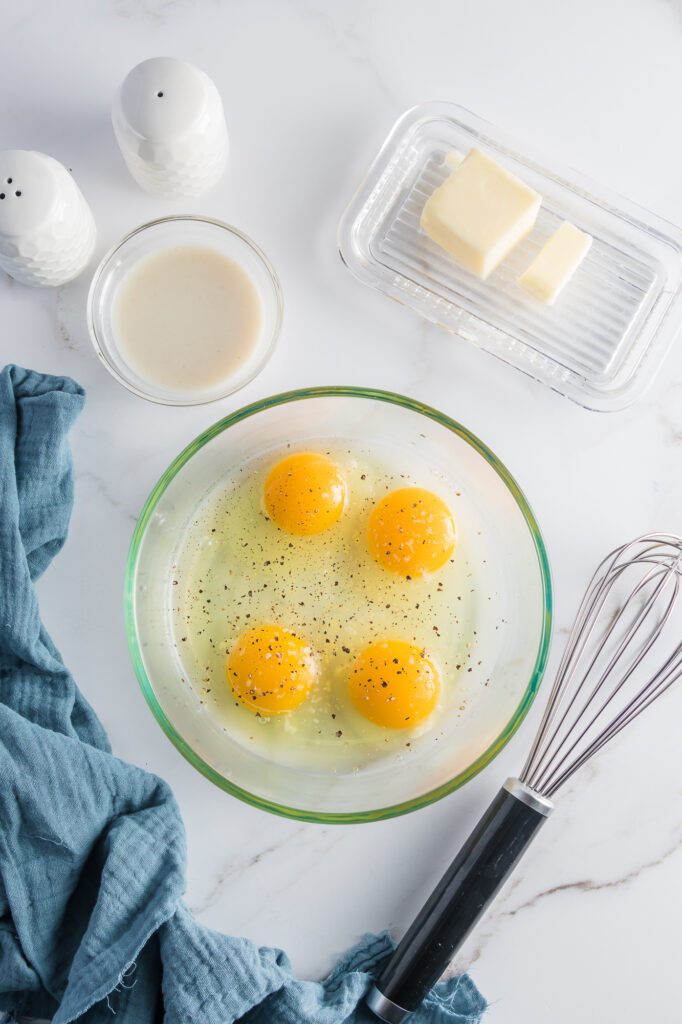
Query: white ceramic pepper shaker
[[0, 151, 96, 287], [112, 57, 229, 200]]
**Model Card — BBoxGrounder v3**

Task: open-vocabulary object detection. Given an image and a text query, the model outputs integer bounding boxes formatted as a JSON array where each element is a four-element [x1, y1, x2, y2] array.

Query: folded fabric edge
[[3, 364, 86, 402], [427, 970, 488, 1019], [52, 904, 178, 1024]]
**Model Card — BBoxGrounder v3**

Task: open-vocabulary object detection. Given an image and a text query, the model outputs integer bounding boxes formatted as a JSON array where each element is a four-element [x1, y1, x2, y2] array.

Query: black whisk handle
[[367, 779, 553, 1023]]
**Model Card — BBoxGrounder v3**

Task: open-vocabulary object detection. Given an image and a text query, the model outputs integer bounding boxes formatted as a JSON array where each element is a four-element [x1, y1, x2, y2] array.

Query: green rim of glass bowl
[[124, 386, 553, 824]]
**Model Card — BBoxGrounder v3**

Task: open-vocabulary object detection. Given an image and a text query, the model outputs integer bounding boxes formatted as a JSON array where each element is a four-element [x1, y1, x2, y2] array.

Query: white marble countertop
[[3, 1, 682, 1020]]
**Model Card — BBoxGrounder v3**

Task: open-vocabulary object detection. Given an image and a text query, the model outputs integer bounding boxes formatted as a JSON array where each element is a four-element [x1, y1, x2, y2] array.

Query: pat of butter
[[444, 149, 466, 170], [518, 221, 592, 305], [421, 148, 542, 279]]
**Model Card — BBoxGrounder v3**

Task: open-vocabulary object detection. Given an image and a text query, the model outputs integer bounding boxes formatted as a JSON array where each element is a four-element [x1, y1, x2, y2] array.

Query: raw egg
[[349, 640, 441, 729], [226, 624, 317, 714], [264, 452, 347, 535], [368, 486, 456, 577]]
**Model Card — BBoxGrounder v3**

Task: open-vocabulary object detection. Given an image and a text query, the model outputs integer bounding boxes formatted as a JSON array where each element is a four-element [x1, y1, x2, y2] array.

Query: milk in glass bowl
[[87, 216, 282, 405]]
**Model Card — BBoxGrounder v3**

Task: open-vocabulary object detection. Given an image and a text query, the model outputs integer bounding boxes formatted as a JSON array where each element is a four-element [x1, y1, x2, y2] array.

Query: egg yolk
[[226, 624, 317, 714], [349, 640, 440, 729], [264, 452, 347, 535], [367, 486, 456, 577]]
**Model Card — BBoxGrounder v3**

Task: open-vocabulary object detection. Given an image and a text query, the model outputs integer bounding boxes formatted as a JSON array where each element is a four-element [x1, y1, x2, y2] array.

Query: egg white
[[170, 441, 481, 773]]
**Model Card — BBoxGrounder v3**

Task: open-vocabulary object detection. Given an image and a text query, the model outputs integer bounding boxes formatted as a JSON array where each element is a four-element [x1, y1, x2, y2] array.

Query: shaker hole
[[15, 191, 21, 197], [0, 194, 4, 200], [157, 91, 164, 97], [6, 178, 12, 185]]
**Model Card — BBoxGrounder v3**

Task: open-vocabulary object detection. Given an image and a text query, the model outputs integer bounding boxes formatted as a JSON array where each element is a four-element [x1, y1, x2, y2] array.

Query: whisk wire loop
[[520, 534, 682, 798], [529, 564, 676, 794]]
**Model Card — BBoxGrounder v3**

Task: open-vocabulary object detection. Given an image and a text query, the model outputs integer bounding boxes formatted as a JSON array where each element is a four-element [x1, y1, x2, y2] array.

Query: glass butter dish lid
[[338, 102, 682, 411]]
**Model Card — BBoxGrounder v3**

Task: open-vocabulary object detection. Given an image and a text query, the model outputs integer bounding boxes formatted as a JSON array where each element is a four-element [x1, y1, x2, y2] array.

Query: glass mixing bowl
[[125, 388, 552, 822]]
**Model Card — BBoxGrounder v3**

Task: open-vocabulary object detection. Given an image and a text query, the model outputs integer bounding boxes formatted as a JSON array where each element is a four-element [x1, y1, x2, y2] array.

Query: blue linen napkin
[[0, 365, 487, 1024]]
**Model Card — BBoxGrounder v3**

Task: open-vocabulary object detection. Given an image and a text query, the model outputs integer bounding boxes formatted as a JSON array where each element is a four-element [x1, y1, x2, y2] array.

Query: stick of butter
[[518, 221, 592, 305], [421, 148, 542, 280]]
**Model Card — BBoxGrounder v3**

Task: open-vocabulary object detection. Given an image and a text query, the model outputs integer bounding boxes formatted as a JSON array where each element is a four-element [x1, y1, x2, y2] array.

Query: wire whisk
[[368, 533, 682, 1023], [521, 533, 682, 798]]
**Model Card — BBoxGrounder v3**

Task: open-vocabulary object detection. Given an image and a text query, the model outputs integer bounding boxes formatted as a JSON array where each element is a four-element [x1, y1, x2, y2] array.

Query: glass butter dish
[[338, 102, 682, 411]]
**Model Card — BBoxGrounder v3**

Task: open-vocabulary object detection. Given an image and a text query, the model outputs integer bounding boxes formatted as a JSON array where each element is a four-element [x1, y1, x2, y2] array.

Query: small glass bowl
[[87, 215, 283, 406]]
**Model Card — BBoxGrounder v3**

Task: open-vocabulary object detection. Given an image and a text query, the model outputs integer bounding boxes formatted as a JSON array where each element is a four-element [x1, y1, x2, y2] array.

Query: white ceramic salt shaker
[[112, 57, 229, 200], [0, 151, 96, 287]]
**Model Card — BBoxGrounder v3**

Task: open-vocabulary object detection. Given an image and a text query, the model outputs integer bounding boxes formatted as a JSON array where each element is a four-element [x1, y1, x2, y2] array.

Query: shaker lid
[[115, 57, 216, 143], [0, 151, 65, 238]]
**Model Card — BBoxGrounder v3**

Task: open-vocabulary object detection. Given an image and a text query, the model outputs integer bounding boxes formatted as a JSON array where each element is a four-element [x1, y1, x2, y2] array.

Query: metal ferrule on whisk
[[503, 777, 554, 815]]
